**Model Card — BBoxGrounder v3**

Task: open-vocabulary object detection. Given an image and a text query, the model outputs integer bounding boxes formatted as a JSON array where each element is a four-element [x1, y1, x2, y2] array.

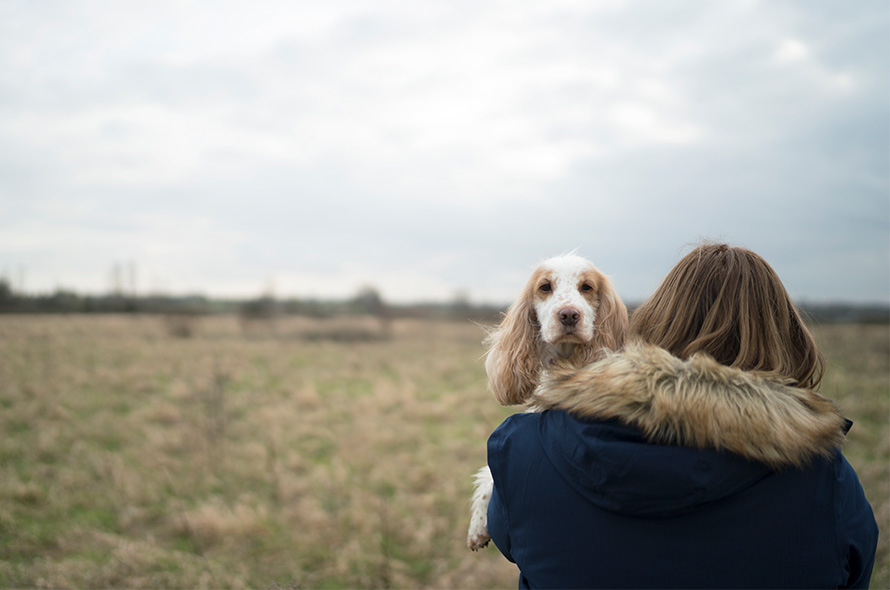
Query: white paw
[[467, 518, 491, 551], [467, 466, 494, 551]]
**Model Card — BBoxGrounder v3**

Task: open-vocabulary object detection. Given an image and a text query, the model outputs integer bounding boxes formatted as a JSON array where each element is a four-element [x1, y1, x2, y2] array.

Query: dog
[[467, 254, 628, 550]]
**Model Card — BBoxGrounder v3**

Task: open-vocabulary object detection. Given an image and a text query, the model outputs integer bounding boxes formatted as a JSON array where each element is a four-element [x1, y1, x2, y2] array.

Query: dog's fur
[[483, 254, 627, 407], [467, 254, 628, 550]]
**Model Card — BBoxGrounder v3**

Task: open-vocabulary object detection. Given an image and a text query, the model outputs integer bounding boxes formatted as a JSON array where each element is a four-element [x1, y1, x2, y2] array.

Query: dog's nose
[[559, 307, 580, 326]]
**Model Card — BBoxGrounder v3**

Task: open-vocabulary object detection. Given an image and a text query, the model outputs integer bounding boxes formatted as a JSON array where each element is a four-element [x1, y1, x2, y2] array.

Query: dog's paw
[[467, 531, 491, 551], [467, 515, 491, 550], [468, 466, 494, 551]]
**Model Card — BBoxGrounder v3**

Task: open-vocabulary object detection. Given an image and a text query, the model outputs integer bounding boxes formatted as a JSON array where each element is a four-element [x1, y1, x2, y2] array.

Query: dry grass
[[0, 315, 518, 589], [0, 315, 886, 589]]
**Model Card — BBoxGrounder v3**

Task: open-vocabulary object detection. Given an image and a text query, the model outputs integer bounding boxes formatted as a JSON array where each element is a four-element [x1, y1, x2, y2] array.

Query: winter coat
[[487, 342, 879, 589]]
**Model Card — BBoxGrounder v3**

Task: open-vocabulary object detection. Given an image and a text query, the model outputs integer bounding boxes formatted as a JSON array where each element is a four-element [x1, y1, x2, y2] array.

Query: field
[[0, 315, 886, 589]]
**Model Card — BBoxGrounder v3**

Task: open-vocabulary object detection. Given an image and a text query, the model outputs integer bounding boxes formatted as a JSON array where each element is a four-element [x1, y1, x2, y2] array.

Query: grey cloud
[[0, 1, 886, 304]]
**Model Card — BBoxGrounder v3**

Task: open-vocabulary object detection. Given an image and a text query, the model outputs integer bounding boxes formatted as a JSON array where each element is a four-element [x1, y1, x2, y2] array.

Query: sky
[[0, 0, 887, 305]]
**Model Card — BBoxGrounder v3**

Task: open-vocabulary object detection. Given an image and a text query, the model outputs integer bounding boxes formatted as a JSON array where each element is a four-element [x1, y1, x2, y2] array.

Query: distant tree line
[[0, 277, 885, 324], [0, 278, 507, 322], [800, 302, 890, 325]]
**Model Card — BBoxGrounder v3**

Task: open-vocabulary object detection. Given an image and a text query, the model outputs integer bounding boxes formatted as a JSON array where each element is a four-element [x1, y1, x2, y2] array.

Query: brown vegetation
[[0, 315, 885, 588]]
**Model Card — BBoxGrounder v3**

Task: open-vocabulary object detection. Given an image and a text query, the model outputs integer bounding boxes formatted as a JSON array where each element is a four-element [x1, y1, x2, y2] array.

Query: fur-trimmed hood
[[485, 345, 878, 586], [534, 342, 849, 471]]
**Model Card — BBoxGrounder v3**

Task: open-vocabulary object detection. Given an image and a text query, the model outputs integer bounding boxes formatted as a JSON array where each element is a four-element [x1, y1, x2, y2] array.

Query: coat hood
[[534, 342, 849, 471], [536, 411, 775, 517], [526, 342, 850, 518]]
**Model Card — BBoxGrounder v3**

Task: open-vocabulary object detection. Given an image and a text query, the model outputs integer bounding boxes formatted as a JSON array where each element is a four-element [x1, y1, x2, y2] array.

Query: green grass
[[0, 315, 885, 589]]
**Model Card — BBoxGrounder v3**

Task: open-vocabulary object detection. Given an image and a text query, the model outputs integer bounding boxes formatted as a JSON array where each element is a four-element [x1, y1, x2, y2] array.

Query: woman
[[486, 243, 878, 589]]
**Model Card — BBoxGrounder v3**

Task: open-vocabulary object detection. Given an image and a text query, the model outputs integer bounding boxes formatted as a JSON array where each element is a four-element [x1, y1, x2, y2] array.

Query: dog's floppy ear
[[591, 276, 628, 356], [484, 273, 543, 406]]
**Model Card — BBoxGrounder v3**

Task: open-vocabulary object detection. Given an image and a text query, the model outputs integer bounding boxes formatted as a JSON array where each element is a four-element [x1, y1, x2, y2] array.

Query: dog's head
[[485, 254, 628, 406], [531, 255, 607, 345]]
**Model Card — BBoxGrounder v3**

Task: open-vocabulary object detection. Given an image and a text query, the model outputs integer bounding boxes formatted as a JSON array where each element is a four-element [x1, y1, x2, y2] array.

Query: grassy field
[[0, 315, 886, 589]]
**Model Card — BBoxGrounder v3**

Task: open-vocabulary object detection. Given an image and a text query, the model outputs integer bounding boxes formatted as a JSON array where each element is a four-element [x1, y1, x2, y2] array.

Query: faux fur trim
[[534, 342, 848, 470]]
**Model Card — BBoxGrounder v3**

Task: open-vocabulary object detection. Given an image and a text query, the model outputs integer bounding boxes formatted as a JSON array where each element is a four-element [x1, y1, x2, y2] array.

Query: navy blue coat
[[487, 410, 878, 589]]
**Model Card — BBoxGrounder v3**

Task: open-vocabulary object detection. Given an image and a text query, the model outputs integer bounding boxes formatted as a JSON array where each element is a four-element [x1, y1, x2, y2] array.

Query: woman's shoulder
[[489, 411, 542, 448]]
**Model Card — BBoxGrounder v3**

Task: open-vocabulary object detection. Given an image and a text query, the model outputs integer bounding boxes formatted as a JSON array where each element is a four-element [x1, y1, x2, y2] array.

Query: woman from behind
[[485, 243, 878, 589]]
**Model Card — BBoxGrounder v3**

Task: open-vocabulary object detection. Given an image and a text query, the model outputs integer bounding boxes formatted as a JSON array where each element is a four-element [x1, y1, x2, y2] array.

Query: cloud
[[0, 0, 886, 304], [774, 38, 809, 63]]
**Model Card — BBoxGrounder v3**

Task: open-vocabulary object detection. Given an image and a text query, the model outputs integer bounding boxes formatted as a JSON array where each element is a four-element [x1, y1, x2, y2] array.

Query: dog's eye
[[580, 284, 593, 292], [539, 283, 552, 293]]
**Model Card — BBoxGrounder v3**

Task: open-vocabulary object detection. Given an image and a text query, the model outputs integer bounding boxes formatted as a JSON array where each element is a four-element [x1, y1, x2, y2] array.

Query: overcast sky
[[1, 0, 887, 305]]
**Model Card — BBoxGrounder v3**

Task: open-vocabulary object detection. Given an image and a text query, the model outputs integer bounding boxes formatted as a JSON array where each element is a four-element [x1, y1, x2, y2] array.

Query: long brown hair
[[630, 243, 824, 389]]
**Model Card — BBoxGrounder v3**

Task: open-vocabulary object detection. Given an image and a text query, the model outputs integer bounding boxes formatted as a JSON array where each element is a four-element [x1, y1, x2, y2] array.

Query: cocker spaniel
[[467, 253, 628, 550]]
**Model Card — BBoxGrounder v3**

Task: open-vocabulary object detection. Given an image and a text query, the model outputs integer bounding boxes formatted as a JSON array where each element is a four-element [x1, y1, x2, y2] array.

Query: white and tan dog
[[468, 254, 628, 550]]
